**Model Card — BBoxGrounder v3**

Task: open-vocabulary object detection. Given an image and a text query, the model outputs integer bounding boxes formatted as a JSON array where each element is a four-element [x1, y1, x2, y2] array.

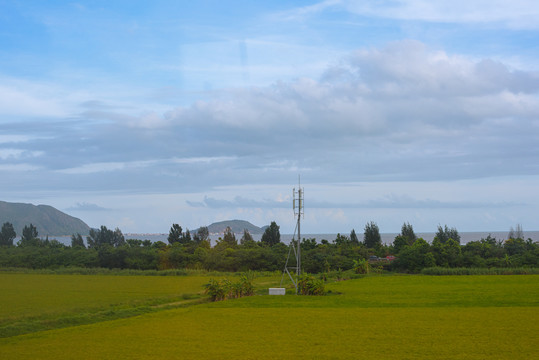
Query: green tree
[[393, 222, 417, 254], [401, 222, 416, 242], [432, 237, 462, 267], [71, 233, 85, 248], [0, 222, 16, 246], [195, 226, 210, 243], [240, 229, 257, 247], [87, 225, 125, 248], [392, 235, 409, 254], [218, 226, 237, 248], [334, 233, 350, 246], [508, 224, 524, 240], [23, 223, 38, 241], [435, 225, 461, 244], [19, 224, 40, 247], [182, 229, 192, 244], [112, 227, 126, 247], [126, 239, 143, 247], [350, 229, 360, 245], [86, 230, 99, 248], [393, 238, 435, 272], [301, 237, 317, 250], [168, 224, 182, 245], [363, 221, 381, 249], [504, 237, 527, 256], [261, 221, 281, 246]]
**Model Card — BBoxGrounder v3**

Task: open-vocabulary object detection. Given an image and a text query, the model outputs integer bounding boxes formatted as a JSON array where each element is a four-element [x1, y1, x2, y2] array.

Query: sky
[[1, 0, 538, 235]]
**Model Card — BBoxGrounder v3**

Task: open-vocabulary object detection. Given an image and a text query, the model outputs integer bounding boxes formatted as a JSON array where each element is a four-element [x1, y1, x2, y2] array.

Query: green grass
[[0, 273, 216, 337], [211, 274, 539, 309], [1, 273, 538, 359], [0, 273, 210, 318], [421, 267, 539, 275]]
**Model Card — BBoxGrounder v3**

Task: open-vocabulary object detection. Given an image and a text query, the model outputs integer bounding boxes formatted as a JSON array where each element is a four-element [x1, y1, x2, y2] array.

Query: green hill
[[0, 201, 90, 237], [206, 220, 265, 234]]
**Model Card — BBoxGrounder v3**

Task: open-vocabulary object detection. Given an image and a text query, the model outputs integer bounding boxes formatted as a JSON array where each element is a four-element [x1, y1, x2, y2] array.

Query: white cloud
[[66, 202, 109, 211], [275, 0, 342, 21], [171, 156, 237, 164], [0, 164, 41, 172], [0, 135, 36, 144], [0, 149, 44, 160], [0, 78, 74, 119], [166, 40, 538, 157], [0, 85, 65, 118], [56, 157, 237, 175], [342, 0, 539, 29], [57, 162, 130, 175], [277, 0, 539, 29], [4, 41, 537, 191], [127, 112, 171, 129], [186, 192, 522, 210]]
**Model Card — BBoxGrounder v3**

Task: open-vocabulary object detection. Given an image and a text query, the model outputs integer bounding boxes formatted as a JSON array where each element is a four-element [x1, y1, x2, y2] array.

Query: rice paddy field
[[1, 272, 538, 359]]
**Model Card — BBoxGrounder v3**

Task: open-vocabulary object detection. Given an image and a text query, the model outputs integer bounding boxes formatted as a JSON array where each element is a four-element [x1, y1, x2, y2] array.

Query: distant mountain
[[205, 220, 265, 234], [0, 201, 91, 237]]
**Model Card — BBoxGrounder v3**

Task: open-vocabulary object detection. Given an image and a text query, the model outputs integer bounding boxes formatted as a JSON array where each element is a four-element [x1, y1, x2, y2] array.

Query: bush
[[204, 279, 228, 301], [353, 258, 369, 274], [203, 271, 256, 301], [239, 271, 256, 296], [298, 273, 326, 295]]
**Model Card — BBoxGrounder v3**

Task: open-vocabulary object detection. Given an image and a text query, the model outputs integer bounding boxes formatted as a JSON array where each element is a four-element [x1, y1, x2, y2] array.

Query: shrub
[[204, 271, 256, 301], [353, 259, 369, 274], [298, 273, 326, 295], [204, 279, 228, 301], [239, 271, 256, 296]]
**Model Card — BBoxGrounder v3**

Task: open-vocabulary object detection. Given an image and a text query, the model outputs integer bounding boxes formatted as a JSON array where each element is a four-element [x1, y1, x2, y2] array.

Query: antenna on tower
[[281, 176, 304, 294]]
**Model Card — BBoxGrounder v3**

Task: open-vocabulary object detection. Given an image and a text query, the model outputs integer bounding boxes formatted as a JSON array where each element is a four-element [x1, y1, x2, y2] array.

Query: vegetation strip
[[1, 221, 537, 275]]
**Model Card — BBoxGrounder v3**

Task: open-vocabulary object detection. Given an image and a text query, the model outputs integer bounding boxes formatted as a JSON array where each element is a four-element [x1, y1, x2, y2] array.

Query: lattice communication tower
[[281, 180, 304, 294]]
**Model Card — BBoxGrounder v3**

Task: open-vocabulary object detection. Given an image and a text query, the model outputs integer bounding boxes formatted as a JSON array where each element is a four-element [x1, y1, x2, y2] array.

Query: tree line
[[0, 220, 537, 272]]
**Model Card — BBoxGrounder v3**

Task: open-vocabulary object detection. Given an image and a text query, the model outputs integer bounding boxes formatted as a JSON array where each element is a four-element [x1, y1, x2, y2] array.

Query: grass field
[[0, 273, 208, 317], [0, 273, 218, 338], [1, 273, 538, 359]]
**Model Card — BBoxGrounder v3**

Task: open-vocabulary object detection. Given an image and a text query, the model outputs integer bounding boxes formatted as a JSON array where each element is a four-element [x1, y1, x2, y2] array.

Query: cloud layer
[[1, 40, 538, 197]]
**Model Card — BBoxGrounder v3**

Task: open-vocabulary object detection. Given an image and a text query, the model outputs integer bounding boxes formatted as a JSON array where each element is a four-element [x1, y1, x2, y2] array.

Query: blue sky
[[1, 0, 538, 235]]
